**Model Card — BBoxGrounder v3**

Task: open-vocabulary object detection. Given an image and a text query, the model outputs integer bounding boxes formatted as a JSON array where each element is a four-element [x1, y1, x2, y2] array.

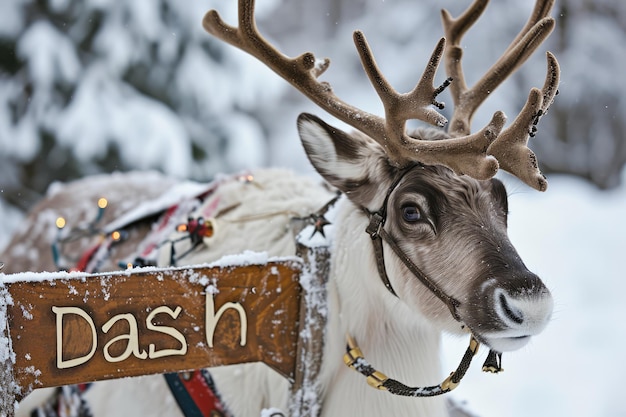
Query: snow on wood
[[288, 236, 331, 417], [0, 258, 306, 406], [0, 283, 19, 416]]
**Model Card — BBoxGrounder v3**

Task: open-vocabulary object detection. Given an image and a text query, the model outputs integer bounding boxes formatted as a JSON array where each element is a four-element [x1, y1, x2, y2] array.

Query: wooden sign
[[2, 261, 302, 397]]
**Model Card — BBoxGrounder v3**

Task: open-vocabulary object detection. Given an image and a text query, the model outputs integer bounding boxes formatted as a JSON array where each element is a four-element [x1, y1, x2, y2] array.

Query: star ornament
[[310, 214, 331, 238]]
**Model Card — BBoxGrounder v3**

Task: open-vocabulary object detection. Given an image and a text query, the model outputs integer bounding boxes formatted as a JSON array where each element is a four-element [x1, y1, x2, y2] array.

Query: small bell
[[482, 350, 503, 373]]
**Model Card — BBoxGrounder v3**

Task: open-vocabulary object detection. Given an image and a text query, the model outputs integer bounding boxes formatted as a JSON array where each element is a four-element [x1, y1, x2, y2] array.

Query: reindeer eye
[[401, 205, 421, 222]]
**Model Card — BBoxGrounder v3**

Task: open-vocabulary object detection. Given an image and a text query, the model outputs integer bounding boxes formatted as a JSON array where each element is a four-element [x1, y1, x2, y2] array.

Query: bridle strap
[[376, 228, 461, 321], [362, 165, 412, 299], [369, 222, 398, 297], [346, 166, 505, 397], [363, 166, 461, 321]]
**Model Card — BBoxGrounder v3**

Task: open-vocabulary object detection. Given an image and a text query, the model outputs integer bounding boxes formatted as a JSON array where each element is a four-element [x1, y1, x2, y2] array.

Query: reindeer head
[[204, 0, 559, 353], [297, 114, 553, 352]]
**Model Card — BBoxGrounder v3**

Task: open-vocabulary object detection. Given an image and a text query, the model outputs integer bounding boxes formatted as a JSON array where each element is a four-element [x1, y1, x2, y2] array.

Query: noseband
[[342, 165, 504, 397]]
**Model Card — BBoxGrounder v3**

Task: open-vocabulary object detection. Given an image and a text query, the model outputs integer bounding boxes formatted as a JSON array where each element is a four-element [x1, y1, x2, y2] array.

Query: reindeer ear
[[297, 113, 391, 202]]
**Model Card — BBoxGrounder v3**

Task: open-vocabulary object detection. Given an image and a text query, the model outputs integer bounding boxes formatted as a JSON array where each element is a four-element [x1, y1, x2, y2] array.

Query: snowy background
[[442, 172, 626, 417], [1, 0, 625, 416]]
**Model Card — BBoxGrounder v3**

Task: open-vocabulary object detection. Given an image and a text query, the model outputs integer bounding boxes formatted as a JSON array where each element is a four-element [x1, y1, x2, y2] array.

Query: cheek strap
[[348, 165, 504, 398], [365, 212, 461, 321], [361, 163, 461, 321]]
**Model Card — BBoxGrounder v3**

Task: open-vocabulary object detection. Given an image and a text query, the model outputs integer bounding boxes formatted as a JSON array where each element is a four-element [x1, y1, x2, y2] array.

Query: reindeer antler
[[204, 0, 560, 190], [203, 0, 501, 179], [441, 0, 560, 190]]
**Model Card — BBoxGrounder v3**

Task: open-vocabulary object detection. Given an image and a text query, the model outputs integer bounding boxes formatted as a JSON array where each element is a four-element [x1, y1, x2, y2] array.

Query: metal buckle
[[366, 370, 388, 390], [366, 211, 384, 238], [343, 340, 389, 391], [441, 372, 459, 392], [343, 346, 364, 368]]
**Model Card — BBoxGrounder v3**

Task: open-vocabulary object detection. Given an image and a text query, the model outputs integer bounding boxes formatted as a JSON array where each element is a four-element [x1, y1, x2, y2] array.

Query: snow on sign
[[0, 261, 302, 399]]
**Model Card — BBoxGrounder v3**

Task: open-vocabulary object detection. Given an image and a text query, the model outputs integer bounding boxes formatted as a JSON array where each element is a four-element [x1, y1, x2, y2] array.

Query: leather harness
[[343, 165, 504, 397], [363, 165, 461, 319]]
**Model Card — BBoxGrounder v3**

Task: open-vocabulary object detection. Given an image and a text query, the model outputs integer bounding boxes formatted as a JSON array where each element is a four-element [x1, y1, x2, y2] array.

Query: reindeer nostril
[[499, 293, 524, 325]]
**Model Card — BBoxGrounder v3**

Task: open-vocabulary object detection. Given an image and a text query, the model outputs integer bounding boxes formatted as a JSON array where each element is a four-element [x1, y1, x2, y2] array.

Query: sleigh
[[0, 179, 332, 416]]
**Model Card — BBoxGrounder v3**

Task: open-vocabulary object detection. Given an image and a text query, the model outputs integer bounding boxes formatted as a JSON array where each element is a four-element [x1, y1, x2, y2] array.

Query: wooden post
[[1, 244, 331, 417], [289, 240, 330, 417], [1, 283, 16, 417]]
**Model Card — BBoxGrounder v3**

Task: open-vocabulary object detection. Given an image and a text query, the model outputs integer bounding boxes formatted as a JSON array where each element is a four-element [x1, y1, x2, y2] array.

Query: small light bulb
[[56, 217, 66, 229], [111, 230, 121, 241], [238, 174, 255, 183], [98, 198, 108, 209]]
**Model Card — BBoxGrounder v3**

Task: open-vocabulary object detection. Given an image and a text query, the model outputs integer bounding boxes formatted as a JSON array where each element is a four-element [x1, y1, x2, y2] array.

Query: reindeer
[[4, 0, 559, 416]]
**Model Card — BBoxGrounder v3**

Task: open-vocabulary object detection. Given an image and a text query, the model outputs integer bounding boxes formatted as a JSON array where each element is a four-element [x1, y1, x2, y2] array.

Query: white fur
[[298, 120, 366, 181], [317, 199, 448, 417], [14, 120, 553, 417], [17, 168, 452, 417], [14, 117, 554, 416]]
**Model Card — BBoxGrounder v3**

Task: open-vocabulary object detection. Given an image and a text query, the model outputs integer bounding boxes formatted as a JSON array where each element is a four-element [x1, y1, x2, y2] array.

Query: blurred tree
[[1, 0, 624, 218], [534, 0, 626, 189], [267, 0, 626, 190], [0, 0, 284, 210]]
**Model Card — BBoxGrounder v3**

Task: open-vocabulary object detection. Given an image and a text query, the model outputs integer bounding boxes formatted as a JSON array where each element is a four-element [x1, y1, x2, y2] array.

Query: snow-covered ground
[[443, 171, 626, 417]]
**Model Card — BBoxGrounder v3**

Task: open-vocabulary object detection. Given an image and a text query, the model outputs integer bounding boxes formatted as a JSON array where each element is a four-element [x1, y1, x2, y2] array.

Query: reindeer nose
[[497, 291, 524, 325], [493, 275, 553, 333], [468, 273, 554, 352]]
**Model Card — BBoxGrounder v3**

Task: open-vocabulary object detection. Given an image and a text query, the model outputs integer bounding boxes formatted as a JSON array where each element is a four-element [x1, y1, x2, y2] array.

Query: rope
[[344, 334, 480, 397]]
